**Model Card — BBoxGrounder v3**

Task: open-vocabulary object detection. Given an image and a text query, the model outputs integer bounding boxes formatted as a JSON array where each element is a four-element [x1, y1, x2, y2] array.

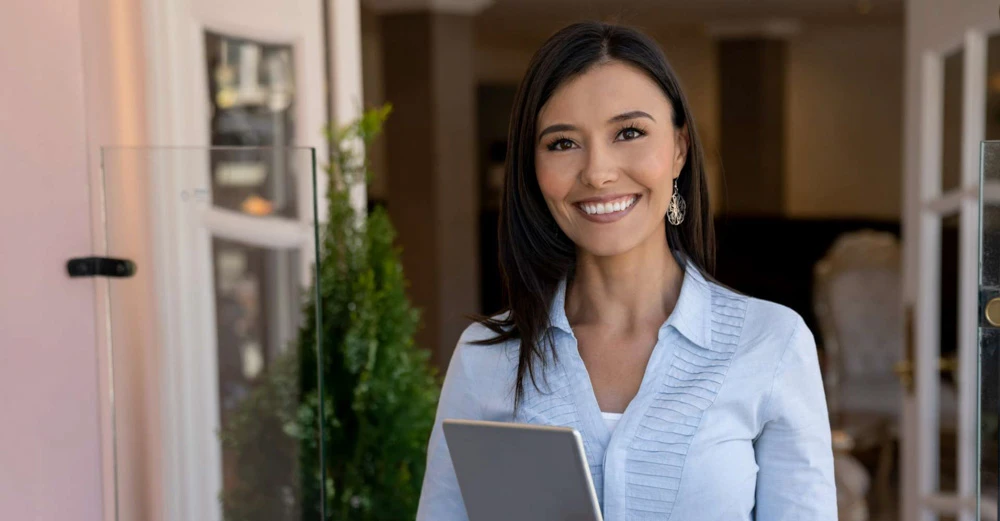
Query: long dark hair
[[474, 21, 716, 413]]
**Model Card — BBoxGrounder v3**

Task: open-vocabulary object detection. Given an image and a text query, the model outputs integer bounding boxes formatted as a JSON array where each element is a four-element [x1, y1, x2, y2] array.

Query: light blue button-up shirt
[[417, 266, 837, 520]]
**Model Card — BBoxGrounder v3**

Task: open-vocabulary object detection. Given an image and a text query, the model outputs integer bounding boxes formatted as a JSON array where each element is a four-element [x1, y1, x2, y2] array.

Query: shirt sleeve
[[754, 318, 838, 520], [415, 340, 482, 521]]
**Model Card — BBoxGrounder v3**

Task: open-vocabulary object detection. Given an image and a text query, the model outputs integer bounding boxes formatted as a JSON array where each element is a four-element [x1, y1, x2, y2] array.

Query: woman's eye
[[547, 139, 575, 151], [618, 127, 645, 141]]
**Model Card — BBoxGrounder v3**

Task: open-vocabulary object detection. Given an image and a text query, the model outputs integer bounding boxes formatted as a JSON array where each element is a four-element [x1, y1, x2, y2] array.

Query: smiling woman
[[417, 21, 837, 521], [534, 62, 687, 256]]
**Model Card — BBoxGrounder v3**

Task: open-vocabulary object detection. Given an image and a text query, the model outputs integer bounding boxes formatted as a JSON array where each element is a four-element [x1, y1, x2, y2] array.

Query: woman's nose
[[579, 144, 619, 188]]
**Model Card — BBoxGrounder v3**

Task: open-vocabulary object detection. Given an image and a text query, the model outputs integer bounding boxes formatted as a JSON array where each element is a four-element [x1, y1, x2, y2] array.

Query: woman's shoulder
[[451, 313, 520, 374], [737, 292, 814, 359], [691, 273, 804, 339], [697, 277, 810, 356], [443, 315, 520, 412], [743, 295, 808, 336], [456, 311, 512, 345]]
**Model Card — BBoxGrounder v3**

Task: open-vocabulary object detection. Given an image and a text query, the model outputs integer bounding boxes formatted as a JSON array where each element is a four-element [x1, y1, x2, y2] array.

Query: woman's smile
[[574, 193, 641, 223]]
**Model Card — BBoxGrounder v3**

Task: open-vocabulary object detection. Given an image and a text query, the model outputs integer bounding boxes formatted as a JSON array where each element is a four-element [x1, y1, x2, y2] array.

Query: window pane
[[942, 50, 964, 193], [205, 32, 298, 218]]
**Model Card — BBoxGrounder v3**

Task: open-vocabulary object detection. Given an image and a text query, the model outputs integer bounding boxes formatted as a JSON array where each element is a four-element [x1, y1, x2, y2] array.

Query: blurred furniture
[[814, 231, 902, 418], [713, 217, 901, 336], [834, 447, 871, 521], [814, 230, 902, 513]]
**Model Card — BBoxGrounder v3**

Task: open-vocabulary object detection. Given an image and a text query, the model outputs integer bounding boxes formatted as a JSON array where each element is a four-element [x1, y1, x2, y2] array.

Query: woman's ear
[[673, 124, 690, 178]]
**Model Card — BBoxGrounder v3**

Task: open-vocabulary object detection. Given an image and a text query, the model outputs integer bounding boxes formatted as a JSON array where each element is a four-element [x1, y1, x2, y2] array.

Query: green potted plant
[[219, 104, 440, 521]]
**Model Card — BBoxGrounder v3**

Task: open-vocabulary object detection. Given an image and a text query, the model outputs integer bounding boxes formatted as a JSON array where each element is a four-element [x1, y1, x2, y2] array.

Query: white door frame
[[142, 1, 327, 520], [903, 1, 1000, 520], [93, 1, 366, 521]]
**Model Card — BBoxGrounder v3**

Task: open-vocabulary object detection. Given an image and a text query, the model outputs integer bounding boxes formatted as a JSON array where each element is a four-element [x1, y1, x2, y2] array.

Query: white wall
[[786, 23, 904, 219], [79, 2, 154, 521], [0, 1, 104, 520]]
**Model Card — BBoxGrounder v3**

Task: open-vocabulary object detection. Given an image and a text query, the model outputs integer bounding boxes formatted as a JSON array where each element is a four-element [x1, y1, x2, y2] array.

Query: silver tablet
[[443, 419, 604, 521]]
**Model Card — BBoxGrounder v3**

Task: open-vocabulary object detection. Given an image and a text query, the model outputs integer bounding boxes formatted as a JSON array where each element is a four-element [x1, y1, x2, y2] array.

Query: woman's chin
[[575, 237, 640, 259]]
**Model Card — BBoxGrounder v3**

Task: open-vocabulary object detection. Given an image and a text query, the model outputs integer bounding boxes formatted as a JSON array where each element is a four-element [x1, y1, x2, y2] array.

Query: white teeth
[[580, 196, 636, 216]]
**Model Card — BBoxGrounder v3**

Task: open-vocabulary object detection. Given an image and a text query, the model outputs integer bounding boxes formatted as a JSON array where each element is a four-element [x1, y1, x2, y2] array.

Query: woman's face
[[535, 60, 688, 258]]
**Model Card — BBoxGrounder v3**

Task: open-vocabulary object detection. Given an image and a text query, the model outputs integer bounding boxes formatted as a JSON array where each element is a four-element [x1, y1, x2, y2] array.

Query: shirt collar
[[548, 262, 712, 348]]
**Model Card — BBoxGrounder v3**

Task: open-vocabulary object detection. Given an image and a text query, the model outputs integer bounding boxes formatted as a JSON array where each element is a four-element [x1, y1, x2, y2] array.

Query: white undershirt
[[601, 411, 624, 433]]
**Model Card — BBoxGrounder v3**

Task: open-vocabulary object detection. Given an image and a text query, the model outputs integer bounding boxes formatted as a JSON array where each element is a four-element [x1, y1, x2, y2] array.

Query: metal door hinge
[[66, 257, 136, 278]]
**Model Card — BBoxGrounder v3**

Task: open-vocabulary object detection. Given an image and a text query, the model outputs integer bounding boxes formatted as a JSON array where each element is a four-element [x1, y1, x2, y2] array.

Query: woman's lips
[[574, 194, 640, 223]]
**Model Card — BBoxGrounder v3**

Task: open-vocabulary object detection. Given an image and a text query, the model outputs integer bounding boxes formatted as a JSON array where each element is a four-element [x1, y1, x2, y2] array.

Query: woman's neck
[[565, 229, 683, 333]]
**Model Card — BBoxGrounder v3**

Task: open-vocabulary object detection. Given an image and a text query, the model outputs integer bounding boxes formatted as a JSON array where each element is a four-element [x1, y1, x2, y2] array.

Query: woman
[[417, 21, 836, 520]]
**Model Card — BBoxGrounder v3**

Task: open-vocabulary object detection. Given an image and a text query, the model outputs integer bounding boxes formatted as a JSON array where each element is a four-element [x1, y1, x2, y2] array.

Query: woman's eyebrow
[[537, 123, 577, 143], [609, 110, 655, 124]]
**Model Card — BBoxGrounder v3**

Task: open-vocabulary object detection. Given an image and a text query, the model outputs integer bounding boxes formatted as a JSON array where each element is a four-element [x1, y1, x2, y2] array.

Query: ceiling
[[476, 0, 904, 47]]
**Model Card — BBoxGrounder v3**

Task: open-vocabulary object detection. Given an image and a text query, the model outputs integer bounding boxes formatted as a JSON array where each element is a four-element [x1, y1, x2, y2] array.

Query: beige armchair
[[814, 230, 902, 516], [815, 230, 903, 419]]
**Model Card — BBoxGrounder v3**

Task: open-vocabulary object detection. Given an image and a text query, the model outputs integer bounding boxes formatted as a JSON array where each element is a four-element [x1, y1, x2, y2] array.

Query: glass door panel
[[100, 146, 323, 521]]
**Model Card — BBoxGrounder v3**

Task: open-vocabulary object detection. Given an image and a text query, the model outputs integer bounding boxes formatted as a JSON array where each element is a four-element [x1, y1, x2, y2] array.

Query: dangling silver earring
[[667, 178, 686, 226]]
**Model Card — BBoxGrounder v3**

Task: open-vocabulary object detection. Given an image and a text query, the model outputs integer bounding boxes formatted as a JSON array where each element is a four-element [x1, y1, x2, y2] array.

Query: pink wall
[[0, 1, 104, 520]]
